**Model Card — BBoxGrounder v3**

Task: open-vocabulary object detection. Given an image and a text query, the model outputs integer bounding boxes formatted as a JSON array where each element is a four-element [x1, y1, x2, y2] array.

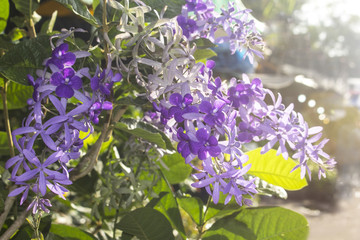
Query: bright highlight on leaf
[[203, 207, 309, 240], [245, 148, 308, 190]]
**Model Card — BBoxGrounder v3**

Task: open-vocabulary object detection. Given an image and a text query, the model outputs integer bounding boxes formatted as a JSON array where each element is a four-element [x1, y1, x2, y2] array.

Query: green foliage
[[202, 207, 309, 240], [115, 118, 174, 150], [12, 0, 39, 17], [0, 81, 33, 109], [55, 0, 99, 26], [0, 1, 327, 240], [245, 148, 308, 190], [177, 197, 203, 225], [117, 207, 174, 240], [0, 0, 9, 33], [0, 131, 10, 153], [49, 224, 97, 240], [141, 0, 186, 18], [193, 48, 217, 62], [151, 177, 186, 239], [159, 152, 192, 184], [204, 200, 244, 223], [192, 38, 217, 49], [0, 35, 51, 85]]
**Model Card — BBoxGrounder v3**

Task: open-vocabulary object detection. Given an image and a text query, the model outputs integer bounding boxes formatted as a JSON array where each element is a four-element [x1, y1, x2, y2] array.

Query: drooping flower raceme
[[5, 30, 120, 214], [177, 0, 265, 63], [122, 1, 336, 206]]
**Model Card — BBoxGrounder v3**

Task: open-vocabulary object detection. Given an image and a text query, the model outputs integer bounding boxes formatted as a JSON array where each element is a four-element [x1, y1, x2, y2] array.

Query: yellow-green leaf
[[245, 148, 308, 190]]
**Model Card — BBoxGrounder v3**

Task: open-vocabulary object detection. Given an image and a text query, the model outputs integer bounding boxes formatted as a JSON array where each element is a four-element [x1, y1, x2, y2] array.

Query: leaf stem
[[197, 196, 212, 240], [1, 78, 15, 158], [102, 0, 109, 65], [27, 0, 37, 38], [0, 77, 18, 231]]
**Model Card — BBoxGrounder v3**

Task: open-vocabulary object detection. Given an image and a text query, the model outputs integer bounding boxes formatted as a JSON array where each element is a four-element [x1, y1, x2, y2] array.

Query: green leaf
[[50, 224, 97, 240], [152, 177, 186, 239], [146, 191, 169, 208], [11, 225, 33, 240], [141, 0, 186, 18], [115, 95, 149, 107], [204, 192, 243, 222], [159, 153, 192, 184], [12, 0, 39, 17], [55, 0, 98, 26], [8, 28, 27, 41], [192, 38, 217, 49], [193, 48, 217, 62], [245, 148, 308, 190], [0, 131, 10, 153], [0, 0, 9, 33], [115, 118, 174, 150], [205, 203, 243, 223], [0, 81, 33, 109], [116, 207, 174, 240], [0, 35, 51, 85], [202, 207, 309, 240], [177, 197, 203, 226]]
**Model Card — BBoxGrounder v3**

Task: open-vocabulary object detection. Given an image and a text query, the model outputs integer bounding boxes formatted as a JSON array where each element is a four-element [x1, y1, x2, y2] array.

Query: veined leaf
[[245, 148, 308, 190], [0, 35, 51, 85], [159, 152, 192, 184], [191, 38, 217, 49], [0, 80, 33, 109], [50, 224, 96, 239], [116, 207, 174, 240], [151, 177, 186, 239], [141, 0, 186, 18], [12, 0, 38, 17], [0, 131, 10, 152], [115, 118, 174, 150], [55, 0, 98, 26], [203, 207, 309, 240], [0, 0, 9, 33], [193, 48, 217, 62], [177, 197, 203, 226]]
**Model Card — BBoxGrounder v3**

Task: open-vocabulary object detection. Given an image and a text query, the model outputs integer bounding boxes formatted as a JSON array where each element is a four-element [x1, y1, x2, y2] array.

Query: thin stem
[[1, 78, 15, 158], [27, 0, 37, 38], [197, 196, 212, 240], [0, 77, 18, 231], [102, 0, 109, 65]]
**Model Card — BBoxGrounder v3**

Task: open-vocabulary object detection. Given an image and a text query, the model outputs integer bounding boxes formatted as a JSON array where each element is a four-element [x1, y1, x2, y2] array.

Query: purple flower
[[15, 150, 61, 196], [192, 159, 226, 204], [190, 128, 221, 160], [89, 101, 113, 124], [199, 100, 226, 126], [168, 93, 198, 123], [208, 77, 221, 96], [8, 183, 30, 205], [177, 127, 192, 160], [237, 121, 262, 143], [91, 66, 122, 96], [46, 43, 76, 69], [177, 15, 197, 38], [50, 68, 82, 98], [12, 120, 58, 152], [27, 197, 52, 214]]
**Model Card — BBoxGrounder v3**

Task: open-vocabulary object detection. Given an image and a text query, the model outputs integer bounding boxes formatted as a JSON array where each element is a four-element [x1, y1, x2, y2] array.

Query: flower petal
[[56, 84, 74, 98]]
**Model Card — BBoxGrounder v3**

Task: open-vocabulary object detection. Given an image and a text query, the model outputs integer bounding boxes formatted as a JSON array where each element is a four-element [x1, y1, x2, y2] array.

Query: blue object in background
[[211, 42, 255, 74]]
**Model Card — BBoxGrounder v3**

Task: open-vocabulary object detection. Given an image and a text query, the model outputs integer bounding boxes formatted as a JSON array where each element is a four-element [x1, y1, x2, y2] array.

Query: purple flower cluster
[[152, 62, 335, 206], [5, 31, 121, 214], [177, 0, 264, 63]]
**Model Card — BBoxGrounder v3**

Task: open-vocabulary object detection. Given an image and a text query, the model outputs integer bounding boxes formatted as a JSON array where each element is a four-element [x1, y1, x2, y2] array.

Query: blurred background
[[212, 0, 360, 239]]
